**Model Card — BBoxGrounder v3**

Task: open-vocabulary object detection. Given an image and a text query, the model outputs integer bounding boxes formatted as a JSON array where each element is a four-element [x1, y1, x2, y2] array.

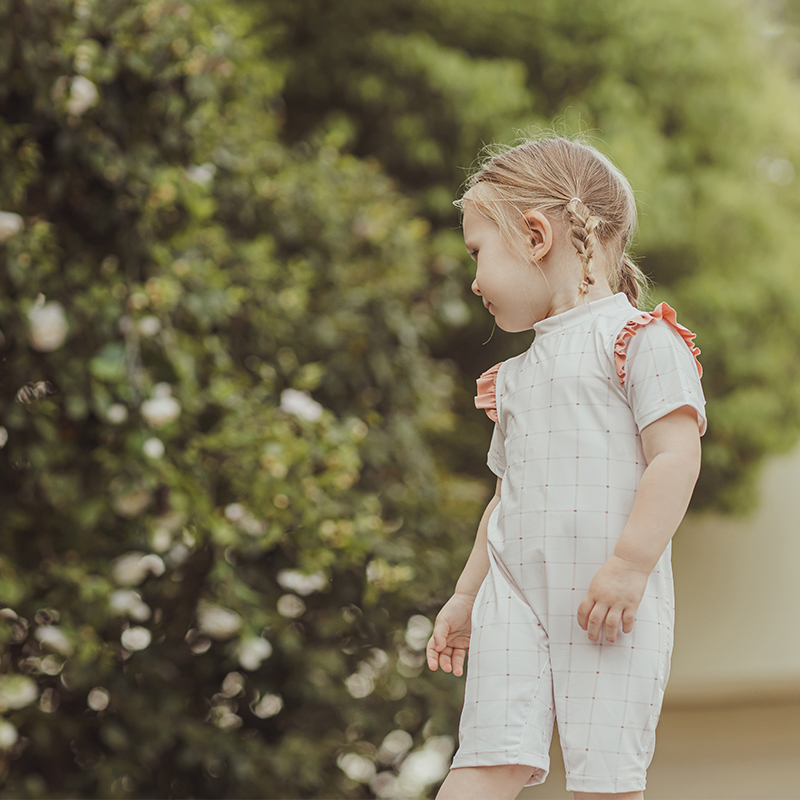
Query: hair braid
[[617, 253, 646, 308], [565, 198, 601, 302]]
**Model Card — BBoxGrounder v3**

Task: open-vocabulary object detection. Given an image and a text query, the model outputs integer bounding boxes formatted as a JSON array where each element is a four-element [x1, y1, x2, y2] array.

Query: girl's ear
[[521, 209, 554, 260]]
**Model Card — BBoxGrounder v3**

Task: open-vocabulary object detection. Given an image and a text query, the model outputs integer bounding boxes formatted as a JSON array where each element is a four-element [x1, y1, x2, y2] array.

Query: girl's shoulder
[[612, 302, 703, 387]]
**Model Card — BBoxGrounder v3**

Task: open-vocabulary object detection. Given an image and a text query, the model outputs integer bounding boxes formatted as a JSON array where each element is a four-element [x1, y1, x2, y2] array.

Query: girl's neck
[[545, 277, 615, 319]]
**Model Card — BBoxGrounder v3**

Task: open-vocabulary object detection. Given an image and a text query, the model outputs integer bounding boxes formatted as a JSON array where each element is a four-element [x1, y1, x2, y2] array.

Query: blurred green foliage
[[261, 0, 800, 511], [3, 0, 800, 798], [0, 1, 479, 797]]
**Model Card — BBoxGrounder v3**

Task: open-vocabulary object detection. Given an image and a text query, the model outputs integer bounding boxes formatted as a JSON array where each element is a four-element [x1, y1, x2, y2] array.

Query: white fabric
[[451, 293, 706, 793]]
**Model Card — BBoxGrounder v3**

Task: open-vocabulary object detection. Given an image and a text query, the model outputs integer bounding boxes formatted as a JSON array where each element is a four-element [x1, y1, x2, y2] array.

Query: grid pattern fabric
[[450, 293, 707, 793]]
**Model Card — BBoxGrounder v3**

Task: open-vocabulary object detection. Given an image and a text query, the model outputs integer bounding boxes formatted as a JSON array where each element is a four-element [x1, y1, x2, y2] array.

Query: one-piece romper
[[450, 292, 707, 794]]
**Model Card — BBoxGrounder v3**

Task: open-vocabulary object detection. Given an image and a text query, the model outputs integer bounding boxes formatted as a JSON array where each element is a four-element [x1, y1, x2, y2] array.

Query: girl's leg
[[435, 764, 537, 800], [574, 792, 644, 800]]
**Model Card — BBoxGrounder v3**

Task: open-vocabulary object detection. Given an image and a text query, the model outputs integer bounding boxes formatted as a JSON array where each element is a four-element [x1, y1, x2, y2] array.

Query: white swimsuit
[[450, 293, 707, 794]]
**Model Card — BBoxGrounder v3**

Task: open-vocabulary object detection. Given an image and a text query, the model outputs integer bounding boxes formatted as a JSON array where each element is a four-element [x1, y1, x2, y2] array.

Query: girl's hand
[[576, 555, 650, 643], [426, 593, 475, 677]]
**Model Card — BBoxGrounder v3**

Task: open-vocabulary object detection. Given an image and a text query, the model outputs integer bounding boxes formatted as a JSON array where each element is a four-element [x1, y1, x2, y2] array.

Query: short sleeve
[[475, 361, 506, 477], [474, 361, 502, 423], [487, 422, 507, 478], [615, 304, 707, 436]]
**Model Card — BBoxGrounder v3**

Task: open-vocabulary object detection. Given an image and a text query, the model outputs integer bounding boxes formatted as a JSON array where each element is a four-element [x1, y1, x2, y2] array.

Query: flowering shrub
[[0, 1, 479, 797]]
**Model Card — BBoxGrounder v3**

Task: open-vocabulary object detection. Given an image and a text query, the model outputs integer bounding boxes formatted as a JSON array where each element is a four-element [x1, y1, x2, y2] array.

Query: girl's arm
[[577, 405, 701, 643], [454, 476, 502, 598], [427, 477, 502, 676]]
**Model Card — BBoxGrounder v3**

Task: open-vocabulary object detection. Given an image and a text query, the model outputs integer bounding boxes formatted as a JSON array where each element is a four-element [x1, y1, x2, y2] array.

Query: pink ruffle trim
[[474, 361, 503, 423], [614, 302, 703, 386]]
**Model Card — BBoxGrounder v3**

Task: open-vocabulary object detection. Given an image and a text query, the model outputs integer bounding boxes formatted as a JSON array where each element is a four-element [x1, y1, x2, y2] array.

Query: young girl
[[426, 136, 706, 800]]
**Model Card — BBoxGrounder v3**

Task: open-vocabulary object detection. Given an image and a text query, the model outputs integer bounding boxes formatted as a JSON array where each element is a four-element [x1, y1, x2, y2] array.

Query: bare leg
[[574, 792, 644, 800], [435, 764, 538, 800]]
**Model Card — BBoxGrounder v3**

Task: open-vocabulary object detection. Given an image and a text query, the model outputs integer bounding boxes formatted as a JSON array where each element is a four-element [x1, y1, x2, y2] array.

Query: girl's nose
[[472, 279, 481, 296]]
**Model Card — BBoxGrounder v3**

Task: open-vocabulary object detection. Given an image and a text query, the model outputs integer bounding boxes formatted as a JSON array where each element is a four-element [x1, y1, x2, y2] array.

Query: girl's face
[[462, 197, 558, 333]]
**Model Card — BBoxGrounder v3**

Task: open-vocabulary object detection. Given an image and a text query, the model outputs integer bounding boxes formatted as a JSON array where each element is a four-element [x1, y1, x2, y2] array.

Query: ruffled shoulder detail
[[474, 361, 504, 423], [614, 302, 702, 386]]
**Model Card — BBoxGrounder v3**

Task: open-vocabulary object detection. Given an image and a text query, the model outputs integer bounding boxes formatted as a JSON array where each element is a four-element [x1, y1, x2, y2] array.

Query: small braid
[[618, 253, 644, 308], [565, 198, 601, 302]]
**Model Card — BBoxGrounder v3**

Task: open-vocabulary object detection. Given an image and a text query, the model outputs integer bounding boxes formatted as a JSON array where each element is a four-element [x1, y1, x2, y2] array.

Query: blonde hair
[[454, 134, 648, 308]]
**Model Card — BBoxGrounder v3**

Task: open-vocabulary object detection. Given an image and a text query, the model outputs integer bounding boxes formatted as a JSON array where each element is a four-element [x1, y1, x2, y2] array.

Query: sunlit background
[[1, 0, 800, 798]]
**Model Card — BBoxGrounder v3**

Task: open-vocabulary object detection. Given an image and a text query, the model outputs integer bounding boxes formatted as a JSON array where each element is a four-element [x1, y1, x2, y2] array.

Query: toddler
[[426, 135, 706, 800]]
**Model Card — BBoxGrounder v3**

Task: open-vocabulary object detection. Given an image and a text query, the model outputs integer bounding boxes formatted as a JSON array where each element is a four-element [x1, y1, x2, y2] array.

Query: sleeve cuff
[[637, 398, 708, 437]]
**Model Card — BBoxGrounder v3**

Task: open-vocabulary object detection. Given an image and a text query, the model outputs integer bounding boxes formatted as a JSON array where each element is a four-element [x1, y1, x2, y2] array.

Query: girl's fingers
[[439, 646, 453, 673], [621, 607, 636, 634], [451, 648, 466, 677], [576, 595, 592, 629], [426, 639, 438, 670], [604, 610, 622, 643], [426, 632, 444, 669], [587, 604, 607, 642]]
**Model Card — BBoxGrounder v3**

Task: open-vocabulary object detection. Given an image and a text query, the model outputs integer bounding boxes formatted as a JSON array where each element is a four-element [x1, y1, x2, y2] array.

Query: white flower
[[185, 163, 216, 186], [221, 672, 245, 697], [211, 707, 242, 731], [358, 648, 388, 678], [276, 594, 305, 619], [0, 720, 18, 749], [223, 503, 264, 536], [370, 772, 399, 799], [109, 589, 151, 621], [280, 388, 323, 421], [67, 75, 99, 115], [196, 601, 242, 639], [149, 527, 172, 553], [378, 729, 413, 763], [235, 636, 273, 671], [137, 315, 161, 337], [277, 569, 328, 596], [404, 614, 433, 651], [40, 655, 64, 675], [345, 672, 374, 699], [111, 552, 165, 586], [34, 625, 74, 656], [121, 626, 151, 651], [251, 692, 282, 719], [141, 395, 180, 427], [395, 736, 455, 795], [106, 404, 128, 424], [87, 687, 110, 711], [441, 298, 470, 326], [165, 542, 190, 567], [0, 211, 23, 243], [143, 437, 165, 459], [337, 752, 376, 784], [28, 301, 68, 352], [0, 675, 39, 711], [397, 750, 448, 792], [0, 427, 7, 448]]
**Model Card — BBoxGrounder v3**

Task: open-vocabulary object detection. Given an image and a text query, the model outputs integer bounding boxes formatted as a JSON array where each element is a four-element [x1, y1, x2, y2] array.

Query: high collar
[[532, 292, 633, 338]]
